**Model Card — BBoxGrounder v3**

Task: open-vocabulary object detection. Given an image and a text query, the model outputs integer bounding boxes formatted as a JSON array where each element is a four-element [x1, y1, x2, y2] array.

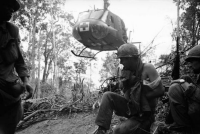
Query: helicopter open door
[[72, 4, 128, 58]]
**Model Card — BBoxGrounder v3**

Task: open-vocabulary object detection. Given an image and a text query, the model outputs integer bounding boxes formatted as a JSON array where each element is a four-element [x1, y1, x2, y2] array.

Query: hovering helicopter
[[72, 0, 128, 59]]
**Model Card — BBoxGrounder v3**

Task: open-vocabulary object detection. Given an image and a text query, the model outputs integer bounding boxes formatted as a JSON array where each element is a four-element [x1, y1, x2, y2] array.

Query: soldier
[[93, 43, 164, 134], [0, 0, 32, 133], [168, 45, 200, 133]]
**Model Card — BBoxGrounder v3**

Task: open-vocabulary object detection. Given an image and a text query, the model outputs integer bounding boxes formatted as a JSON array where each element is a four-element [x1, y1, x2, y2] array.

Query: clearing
[[16, 111, 98, 134]]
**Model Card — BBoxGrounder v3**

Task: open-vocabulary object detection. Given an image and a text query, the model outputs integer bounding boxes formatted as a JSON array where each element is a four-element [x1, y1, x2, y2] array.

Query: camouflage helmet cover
[[185, 45, 200, 62], [117, 43, 139, 58]]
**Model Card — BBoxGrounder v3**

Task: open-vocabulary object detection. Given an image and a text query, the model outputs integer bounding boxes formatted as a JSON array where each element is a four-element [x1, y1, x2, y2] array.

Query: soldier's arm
[[143, 63, 165, 99], [14, 29, 30, 80]]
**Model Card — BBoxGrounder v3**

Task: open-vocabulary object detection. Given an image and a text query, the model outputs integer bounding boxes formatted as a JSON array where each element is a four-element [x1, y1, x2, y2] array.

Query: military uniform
[[0, 22, 29, 134], [168, 45, 200, 133], [94, 43, 164, 134]]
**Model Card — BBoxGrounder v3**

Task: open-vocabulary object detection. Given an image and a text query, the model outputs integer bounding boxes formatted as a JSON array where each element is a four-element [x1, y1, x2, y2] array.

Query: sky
[[64, 0, 178, 88]]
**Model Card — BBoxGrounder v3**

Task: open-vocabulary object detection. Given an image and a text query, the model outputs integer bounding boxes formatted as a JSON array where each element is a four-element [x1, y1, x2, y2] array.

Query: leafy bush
[[40, 82, 56, 98]]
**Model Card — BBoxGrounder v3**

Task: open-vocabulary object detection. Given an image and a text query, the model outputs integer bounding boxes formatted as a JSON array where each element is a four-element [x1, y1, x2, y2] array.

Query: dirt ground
[[16, 111, 98, 134]]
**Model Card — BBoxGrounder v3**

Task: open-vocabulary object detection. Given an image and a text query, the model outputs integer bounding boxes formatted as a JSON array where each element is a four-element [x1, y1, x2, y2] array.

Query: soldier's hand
[[23, 84, 33, 100]]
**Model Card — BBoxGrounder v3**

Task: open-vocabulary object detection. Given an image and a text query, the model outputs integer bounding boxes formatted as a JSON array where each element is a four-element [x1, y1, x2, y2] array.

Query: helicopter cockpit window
[[106, 13, 115, 28], [76, 11, 91, 23], [89, 10, 104, 20], [76, 10, 106, 23]]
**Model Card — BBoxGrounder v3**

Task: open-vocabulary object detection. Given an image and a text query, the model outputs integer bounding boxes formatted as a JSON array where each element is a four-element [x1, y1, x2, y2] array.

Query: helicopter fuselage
[[72, 9, 128, 51]]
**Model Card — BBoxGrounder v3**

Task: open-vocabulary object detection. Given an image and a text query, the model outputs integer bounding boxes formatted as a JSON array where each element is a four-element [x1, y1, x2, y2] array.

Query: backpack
[[172, 79, 200, 125]]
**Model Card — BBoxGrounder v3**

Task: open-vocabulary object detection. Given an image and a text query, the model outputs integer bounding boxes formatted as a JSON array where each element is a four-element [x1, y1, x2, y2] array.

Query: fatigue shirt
[[0, 22, 29, 82]]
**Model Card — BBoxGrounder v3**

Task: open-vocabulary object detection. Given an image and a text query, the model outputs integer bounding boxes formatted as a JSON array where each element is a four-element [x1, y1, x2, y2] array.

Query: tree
[[170, 0, 200, 80], [156, 54, 173, 77], [99, 52, 119, 82], [172, 0, 200, 51], [13, 0, 54, 84], [12, 0, 77, 97], [74, 59, 88, 81]]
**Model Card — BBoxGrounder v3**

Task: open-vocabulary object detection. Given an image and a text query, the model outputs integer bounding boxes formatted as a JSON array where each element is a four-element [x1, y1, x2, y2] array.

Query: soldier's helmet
[[117, 43, 139, 58], [0, 0, 21, 12], [185, 45, 200, 62]]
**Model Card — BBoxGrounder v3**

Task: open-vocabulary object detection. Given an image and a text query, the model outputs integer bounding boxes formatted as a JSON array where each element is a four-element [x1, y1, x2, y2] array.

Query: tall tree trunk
[[30, 20, 36, 84], [46, 59, 53, 81], [42, 58, 48, 82], [51, 1, 59, 92], [53, 29, 59, 93], [37, 29, 42, 98], [42, 30, 51, 83], [42, 34, 48, 83]]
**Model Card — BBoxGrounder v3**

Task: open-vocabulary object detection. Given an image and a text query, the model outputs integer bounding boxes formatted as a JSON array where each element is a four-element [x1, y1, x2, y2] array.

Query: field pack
[[171, 79, 200, 125]]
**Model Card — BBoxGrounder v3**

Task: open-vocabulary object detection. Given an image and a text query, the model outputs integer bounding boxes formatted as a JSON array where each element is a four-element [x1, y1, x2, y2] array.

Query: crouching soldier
[[93, 43, 165, 134], [168, 45, 200, 133]]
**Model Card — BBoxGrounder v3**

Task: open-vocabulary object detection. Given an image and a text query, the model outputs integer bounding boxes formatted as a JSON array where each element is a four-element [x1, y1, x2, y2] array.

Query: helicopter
[[72, 0, 128, 59]]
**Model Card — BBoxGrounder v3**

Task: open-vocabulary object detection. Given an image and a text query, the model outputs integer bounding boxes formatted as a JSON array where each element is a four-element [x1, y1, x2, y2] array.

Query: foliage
[[155, 93, 170, 123], [74, 59, 88, 75], [57, 57, 74, 85], [99, 52, 120, 82], [172, 0, 200, 48], [157, 54, 173, 77], [156, 0, 200, 81], [11, 0, 91, 97], [40, 82, 57, 98]]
